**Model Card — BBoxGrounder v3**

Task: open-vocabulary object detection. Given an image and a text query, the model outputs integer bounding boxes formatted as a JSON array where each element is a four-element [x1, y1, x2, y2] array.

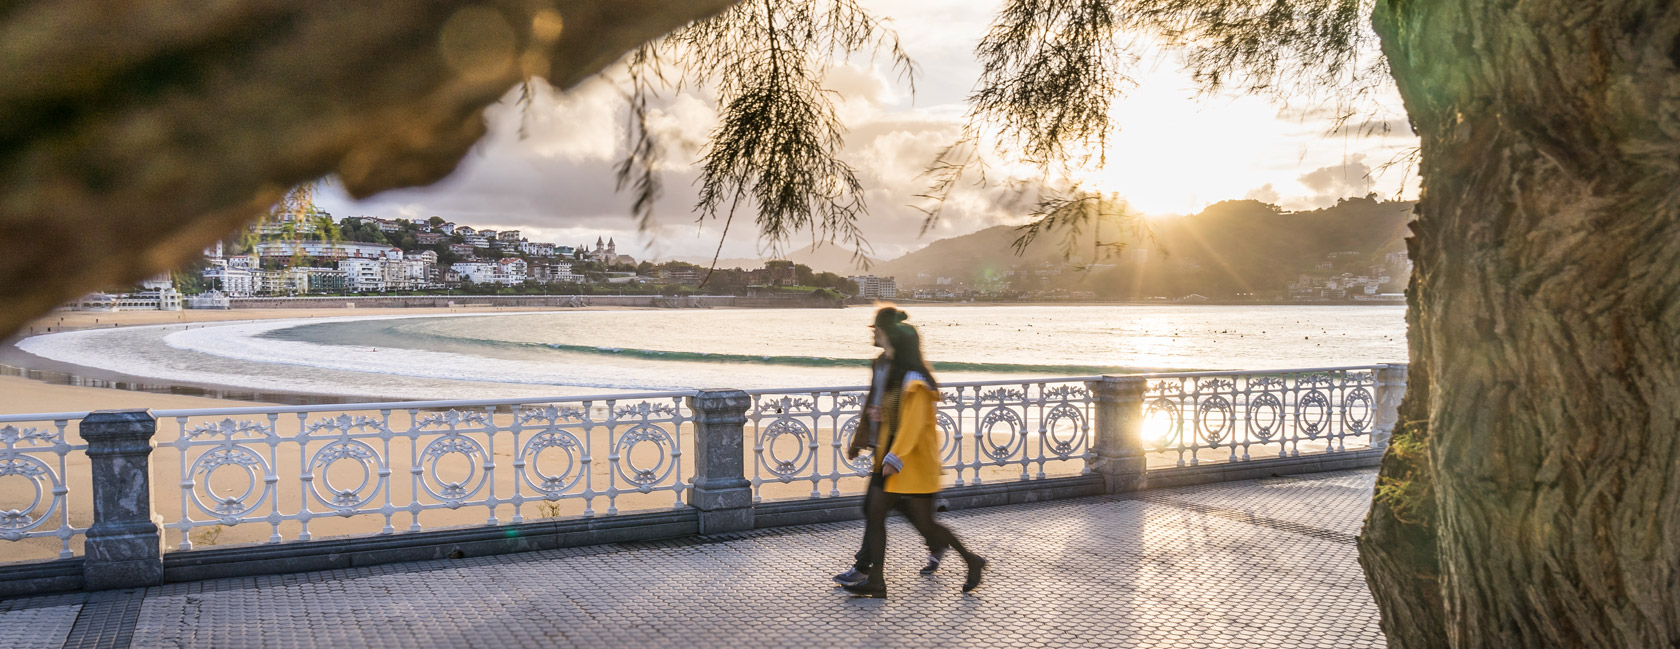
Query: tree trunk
[[1363, 1, 1680, 646]]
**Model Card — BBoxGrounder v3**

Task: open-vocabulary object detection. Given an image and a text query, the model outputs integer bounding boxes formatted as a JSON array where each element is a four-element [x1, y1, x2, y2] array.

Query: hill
[[869, 197, 1414, 299]]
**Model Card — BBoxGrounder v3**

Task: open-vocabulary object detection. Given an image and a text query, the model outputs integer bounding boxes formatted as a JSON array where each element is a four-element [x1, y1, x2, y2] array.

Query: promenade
[[0, 468, 1383, 649]]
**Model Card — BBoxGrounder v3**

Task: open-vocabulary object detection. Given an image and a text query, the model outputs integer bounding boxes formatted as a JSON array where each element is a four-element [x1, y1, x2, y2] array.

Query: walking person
[[833, 308, 946, 587], [841, 306, 986, 598]]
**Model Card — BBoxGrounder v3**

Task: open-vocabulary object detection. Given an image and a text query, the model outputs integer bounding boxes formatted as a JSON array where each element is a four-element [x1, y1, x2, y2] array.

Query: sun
[[1069, 66, 1303, 217]]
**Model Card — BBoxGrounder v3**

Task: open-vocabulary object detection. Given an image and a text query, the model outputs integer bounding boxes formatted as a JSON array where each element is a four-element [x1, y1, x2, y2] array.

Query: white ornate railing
[[0, 363, 1403, 577], [151, 391, 696, 550], [0, 413, 89, 559], [744, 365, 1394, 501], [1140, 366, 1385, 465], [745, 378, 1100, 502]]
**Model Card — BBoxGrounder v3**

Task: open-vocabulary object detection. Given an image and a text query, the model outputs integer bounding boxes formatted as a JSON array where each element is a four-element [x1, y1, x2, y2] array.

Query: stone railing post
[[687, 389, 754, 534], [1086, 376, 1148, 493], [1371, 363, 1409, 449], [80, 409, 164, 591]]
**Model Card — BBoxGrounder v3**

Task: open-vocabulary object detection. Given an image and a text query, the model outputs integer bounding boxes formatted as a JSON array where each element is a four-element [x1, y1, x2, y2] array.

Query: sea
[[12, 305, 1406, 402]]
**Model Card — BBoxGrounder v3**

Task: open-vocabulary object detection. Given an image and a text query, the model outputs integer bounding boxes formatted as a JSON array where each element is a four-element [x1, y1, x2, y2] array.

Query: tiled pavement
[[0, 469, 1384, 648]]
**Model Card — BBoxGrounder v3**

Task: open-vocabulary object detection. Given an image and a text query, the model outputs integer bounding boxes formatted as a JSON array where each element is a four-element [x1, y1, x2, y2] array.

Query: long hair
[[873, 305, 937, 392]]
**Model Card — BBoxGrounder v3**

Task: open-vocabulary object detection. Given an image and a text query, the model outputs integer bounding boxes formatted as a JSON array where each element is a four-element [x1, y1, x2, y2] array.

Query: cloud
[[1243, 184, 1281, 204], [1236, 155, 1389, 212], [1298, 156, 1374, 195]]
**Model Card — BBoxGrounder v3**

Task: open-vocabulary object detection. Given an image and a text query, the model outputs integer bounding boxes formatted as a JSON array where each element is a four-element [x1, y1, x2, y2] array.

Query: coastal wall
[[221, 294, 843, 309]]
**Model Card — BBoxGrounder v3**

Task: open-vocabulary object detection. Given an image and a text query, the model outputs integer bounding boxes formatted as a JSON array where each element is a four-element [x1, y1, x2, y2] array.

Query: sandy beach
[[1, 305, 655, 415], [15, 303, 651, 338], [0, 375, 273, 416]]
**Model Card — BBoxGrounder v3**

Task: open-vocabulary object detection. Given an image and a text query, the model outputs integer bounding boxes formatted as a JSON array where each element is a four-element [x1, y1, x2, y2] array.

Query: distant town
[[73, 199, 1417, 311], [73, 210, 882, 311]]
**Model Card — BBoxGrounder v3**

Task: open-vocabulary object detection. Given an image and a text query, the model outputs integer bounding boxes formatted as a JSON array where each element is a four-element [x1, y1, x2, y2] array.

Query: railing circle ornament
[[1247, 392, 1285, 441], [0, 455, 59, 534], [418, 435, 489, 504], [760, 418, 814, 481], [1342, 387, 1375, 433], [979, 408, 1025, 463], [1145, 398, 1183, 449], [307, 439, 384, 514], [614, 424, 676, 489], [189, 445, 271, 521], [837, 417, 873, 475], [519, 429, 585, 496], [1042, 403, 1086, 457], [1197, 395, 1235, 446], [1296, 390, 1331, 438], [936, 412, 960, 463]]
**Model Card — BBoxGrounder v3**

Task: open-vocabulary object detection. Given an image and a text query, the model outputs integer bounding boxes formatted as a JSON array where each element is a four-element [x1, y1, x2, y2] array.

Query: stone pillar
[[687, 389, 754, 534], [1086, 376, 1148, 494], [1371, 363, 1409, 449], [81, 410, 164, 591]]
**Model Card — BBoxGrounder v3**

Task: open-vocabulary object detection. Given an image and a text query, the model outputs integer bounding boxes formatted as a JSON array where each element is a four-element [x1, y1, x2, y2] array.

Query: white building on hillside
[[450, 258, 528, 285], [848, 275, 898, 299], [203, 265, 255, 296], [519, 241, 557, 257], [498, 258, 528, 284], [451, 261, 499, 285], [340, 258, 386, 292], [401, 259, 438, 289]]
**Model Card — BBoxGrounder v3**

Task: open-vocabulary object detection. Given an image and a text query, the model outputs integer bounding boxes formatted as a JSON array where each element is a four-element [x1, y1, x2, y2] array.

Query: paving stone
[[0, 601, 81, 649], [1, 469, 1383, 649]]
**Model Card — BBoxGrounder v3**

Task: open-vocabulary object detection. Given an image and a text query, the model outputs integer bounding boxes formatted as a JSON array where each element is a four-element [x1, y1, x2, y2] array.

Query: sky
[[314, 0, 1419, 263]]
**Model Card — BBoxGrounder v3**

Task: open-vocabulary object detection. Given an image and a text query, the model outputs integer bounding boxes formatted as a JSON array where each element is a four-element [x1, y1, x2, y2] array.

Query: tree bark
[[1359, 273, 1448, 649], [1363, 1, 1680, 646], [0, 0, 739, 341]]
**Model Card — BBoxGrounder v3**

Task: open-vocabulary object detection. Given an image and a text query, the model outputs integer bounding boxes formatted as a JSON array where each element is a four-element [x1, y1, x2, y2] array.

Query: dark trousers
[[852, 475, 923, 570], [853, 475, 976, 583]]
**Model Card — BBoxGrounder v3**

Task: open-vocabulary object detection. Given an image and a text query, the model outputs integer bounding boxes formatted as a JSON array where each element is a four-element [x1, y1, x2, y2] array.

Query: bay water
[[15, 305, 1406, 401]]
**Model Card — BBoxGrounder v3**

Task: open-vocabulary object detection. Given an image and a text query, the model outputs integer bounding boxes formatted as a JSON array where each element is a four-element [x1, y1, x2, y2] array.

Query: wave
[[525, 340, 1164, 375], [327, 322, 1179, 375]]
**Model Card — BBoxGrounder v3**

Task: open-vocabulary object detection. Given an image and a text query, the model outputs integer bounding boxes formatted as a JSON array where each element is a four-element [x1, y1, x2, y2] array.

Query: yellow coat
[[878, 377, 943, 494]]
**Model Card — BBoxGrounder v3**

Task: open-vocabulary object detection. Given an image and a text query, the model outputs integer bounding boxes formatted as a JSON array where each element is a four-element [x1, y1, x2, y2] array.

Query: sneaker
[[919, 549, 947, 575], [842, 580, 887, 598], [832, 567, 869, 587]]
